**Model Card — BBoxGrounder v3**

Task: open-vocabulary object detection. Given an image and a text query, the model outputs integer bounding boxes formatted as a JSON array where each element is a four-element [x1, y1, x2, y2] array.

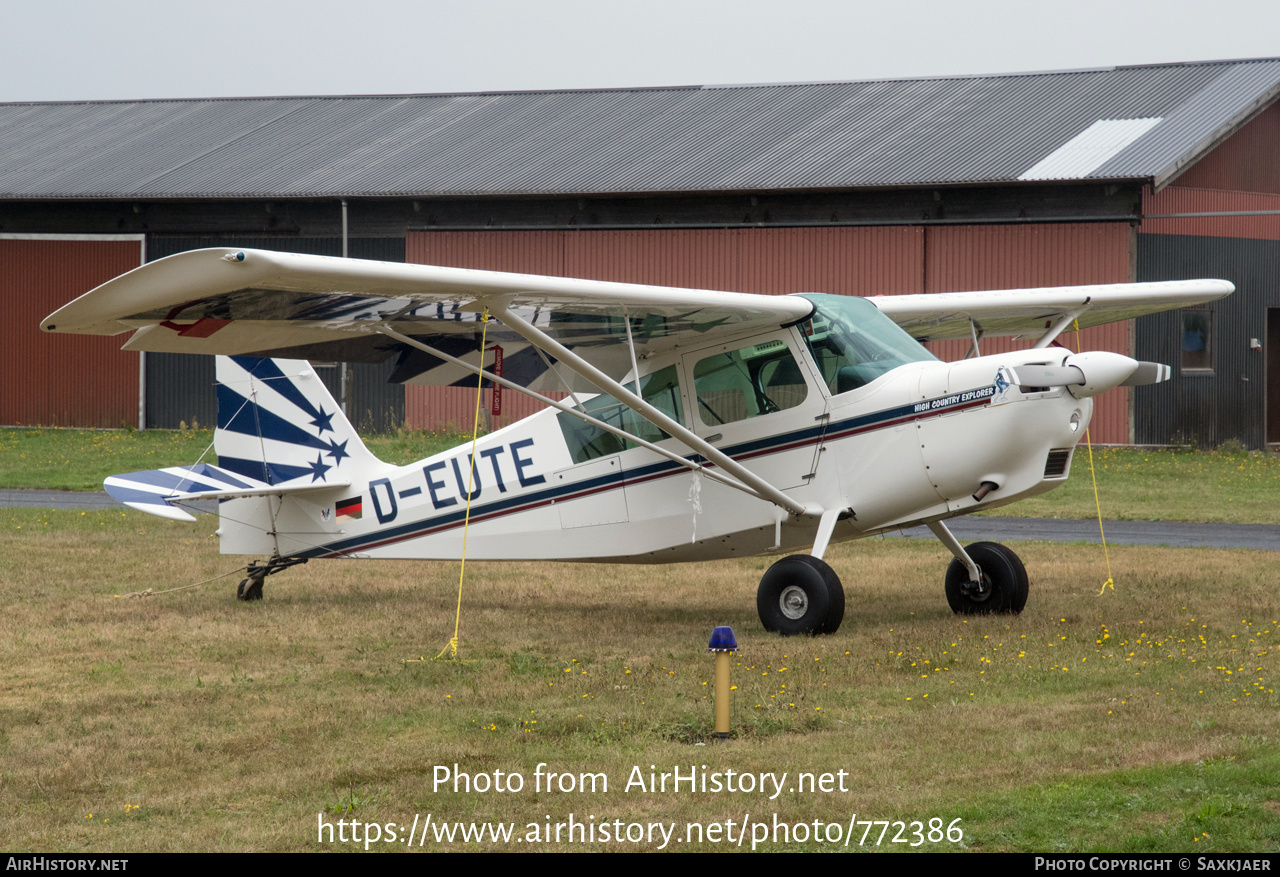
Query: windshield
[[798, 294, 939, 395]]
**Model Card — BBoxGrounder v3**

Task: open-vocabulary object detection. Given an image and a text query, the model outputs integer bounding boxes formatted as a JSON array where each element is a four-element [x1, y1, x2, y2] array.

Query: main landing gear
[[943, 542, 1028, 614], [236, 556, 308, 601], [929, 522, 1028, 615], [754, 519, 1028, 634], [757, 554, 846, 636], [756, 507, 848, 636]]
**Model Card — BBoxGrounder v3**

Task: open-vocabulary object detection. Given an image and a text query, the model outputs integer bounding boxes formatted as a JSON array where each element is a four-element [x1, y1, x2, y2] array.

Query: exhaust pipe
[[972, 481, 999, 502]]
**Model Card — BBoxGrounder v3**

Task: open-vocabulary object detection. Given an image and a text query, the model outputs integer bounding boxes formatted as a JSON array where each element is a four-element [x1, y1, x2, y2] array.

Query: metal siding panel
[[1135, 233, 1279, 447], [733, 226, 925, 297], [564, 228, 741, 289], [145, 236, 405, 430], [1143, 187, 1280, 241], [2, 238, 142, 426], [406, 230, 564, 274], [924, 224, 1133, 443], [146, 353, 215, 430]]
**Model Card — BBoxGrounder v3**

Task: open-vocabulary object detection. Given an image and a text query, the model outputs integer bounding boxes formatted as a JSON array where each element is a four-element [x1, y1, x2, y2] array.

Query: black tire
[[944, 541, 1028, 615], [757, 555, 833, 636], [787, 555, 845, 634], [237, 576, 264, 601]]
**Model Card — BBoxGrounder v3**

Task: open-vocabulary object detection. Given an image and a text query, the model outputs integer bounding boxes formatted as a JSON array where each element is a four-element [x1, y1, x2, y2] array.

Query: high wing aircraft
[[42, 248, 1233, 634]]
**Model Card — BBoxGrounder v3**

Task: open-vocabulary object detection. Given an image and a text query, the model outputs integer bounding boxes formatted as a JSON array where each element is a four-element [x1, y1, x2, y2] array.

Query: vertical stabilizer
[[215, 356, 383, 486]]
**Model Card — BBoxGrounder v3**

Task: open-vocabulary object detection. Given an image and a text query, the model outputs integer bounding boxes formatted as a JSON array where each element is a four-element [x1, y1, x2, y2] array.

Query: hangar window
[[558, 364, 684, 463], [1181, 310, 1214, 373]]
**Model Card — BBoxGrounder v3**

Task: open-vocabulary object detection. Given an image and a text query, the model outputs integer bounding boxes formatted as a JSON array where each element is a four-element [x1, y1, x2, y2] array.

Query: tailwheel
[[943, 541, 1028, 615], [757, 554, 845, 635], [236, 570, 266, 601], [235, 556, 309, 602]]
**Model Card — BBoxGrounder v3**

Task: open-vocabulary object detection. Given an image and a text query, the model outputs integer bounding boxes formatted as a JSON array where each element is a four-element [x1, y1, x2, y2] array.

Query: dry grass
[[2, 509, 1279, 852]]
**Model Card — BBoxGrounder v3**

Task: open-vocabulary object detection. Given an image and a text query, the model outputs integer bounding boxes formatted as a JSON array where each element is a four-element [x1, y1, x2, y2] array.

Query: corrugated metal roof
[[2, 58, 1278, 200]]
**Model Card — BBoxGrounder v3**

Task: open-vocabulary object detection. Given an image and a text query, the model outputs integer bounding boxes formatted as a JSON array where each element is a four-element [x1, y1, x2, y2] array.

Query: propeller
[[1010, 352, 1171, 399]]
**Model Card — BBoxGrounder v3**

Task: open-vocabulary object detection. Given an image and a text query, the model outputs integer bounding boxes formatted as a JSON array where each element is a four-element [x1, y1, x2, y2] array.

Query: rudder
[[215, 356, 382, 486]]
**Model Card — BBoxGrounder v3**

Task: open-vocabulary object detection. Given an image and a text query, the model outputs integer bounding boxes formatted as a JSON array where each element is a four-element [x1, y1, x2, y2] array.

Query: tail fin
[[215, 356, 382, 485]]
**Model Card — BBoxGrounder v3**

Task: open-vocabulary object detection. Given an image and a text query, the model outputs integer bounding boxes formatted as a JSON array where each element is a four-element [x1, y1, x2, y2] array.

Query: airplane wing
[[869, 280, 1234, 344], [42, 247, 813, 392], [50, 248, 1230, 521]]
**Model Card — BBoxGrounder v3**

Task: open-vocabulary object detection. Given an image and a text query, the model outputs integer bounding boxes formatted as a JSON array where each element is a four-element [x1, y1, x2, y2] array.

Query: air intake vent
[[1044, 448, 1073, 478]]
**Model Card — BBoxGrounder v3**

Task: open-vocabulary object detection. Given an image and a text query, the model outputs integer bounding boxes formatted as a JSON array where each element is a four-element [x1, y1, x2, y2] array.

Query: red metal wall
[[406, 224, 1133, 442], [1171, 102, 1280, 196], [1144, 187, 1280, 241], [2, 237, 144, 427]]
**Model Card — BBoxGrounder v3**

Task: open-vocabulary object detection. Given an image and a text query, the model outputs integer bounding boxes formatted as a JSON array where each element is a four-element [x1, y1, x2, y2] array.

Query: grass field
[[2, 506, 1278, 852], [990, 443, 1280, 525]]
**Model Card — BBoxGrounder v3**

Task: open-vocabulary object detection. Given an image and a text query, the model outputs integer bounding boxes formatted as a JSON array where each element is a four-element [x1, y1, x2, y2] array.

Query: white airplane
[[42, 248, 1233, 634]]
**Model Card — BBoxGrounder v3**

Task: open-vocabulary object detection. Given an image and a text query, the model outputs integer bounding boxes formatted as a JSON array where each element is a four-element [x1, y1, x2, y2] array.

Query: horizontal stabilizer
[[170, 476, 350, 502], [105, 463, 354, 521], [104, 464, 268, 521]]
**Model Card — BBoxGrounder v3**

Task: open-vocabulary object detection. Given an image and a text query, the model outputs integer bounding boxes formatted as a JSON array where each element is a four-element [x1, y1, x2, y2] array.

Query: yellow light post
[[708, 625, 737, 740]]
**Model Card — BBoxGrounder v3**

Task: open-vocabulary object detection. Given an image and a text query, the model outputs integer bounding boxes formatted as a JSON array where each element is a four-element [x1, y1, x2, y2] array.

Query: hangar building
[[4, 57, 1280, 446]]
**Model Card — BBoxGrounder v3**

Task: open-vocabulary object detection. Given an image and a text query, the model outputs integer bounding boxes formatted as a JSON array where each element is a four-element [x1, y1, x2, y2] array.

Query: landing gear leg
[[236, 556, 308, 602]]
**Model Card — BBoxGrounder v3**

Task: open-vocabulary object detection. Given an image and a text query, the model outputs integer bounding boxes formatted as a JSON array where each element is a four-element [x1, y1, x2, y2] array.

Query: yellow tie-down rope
[[1074, 319, 1115, 596], [438, 308, 491, 659], [405, 309, 492, 664]]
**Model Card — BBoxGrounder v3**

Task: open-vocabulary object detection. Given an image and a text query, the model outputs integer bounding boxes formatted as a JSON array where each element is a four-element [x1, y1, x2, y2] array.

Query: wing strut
[[376, 326, 777, 505], [964, 319, 984, 359], [1031, 304, 1089, 349], [488, 304, 815, 518]]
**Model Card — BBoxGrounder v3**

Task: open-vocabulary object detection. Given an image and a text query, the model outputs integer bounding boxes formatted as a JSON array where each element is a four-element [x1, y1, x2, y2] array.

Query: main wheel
[[943, 542, 1028, 615], [757, 555, 841, 635], [787, 555, 845, 634]]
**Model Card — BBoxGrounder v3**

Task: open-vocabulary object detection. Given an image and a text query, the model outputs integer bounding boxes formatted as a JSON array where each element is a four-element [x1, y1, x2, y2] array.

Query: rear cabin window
[[558, 364, 684, 464], [692, 340, 808, 426]]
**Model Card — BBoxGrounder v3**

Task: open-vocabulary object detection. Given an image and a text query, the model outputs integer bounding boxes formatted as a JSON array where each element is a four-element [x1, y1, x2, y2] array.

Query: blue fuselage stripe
[[293, 386, 993, 558]]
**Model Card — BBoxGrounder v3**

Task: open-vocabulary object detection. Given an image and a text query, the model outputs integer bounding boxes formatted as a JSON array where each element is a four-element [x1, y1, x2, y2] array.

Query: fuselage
[[220, 295, 1092, 565]]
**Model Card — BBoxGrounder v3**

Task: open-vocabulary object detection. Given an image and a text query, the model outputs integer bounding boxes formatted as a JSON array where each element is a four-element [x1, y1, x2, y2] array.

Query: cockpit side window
[[798, 294, 938, 395], [692, 339, 807, 426]]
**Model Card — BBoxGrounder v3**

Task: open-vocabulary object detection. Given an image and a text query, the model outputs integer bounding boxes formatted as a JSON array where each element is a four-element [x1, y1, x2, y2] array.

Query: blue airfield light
[[708, 625, 737, 652]]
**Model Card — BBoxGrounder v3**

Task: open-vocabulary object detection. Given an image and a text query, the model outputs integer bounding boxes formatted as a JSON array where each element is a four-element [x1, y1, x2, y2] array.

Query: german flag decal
[[336, 496, 363, 520]]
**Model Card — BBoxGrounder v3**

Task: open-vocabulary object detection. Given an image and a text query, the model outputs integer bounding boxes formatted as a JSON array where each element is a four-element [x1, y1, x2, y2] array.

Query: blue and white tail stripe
[[215, 356, 380, 486], [104, 464, 262, 522]]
